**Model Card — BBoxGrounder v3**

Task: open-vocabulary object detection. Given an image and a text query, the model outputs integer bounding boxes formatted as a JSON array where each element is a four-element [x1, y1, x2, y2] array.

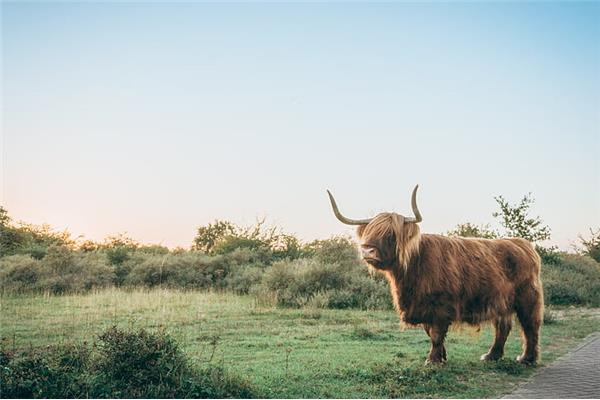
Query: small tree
[[0, 207, 26, 257], [192, 218, 303, 261], [0, 206, 10, 226], [578, 228, 600, 263], [0, 207, 74, 258], [446, 222, 498, 239], [192, 220, 236, 253], [493, 193, 559, 264], [101, 233, 140, 265], [493, 193, 551, 242]]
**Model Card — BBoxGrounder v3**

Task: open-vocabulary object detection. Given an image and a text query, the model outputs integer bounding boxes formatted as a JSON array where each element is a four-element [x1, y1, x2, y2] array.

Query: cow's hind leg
[[424, 322, 449, 364], [480, 315, 512, 361], [515, 283, 543, 365]]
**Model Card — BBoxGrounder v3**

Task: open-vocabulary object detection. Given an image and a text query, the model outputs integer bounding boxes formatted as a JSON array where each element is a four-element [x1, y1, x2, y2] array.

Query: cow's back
[[396, 235, 540, 325]]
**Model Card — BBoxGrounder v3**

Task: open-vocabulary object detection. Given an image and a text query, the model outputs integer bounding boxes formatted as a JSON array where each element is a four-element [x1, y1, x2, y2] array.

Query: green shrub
[[328, 273, 392, 310], [542, 254, 600, 306], [0, 343, 92, 398], [124, 250, 261, 290], [212, 236, 267, 255], [259, 259, 303, 307], [104, 247, 130, 265], [225, 265, 265, 295], [0, 255, 44, 293], [38, 250, 115, 294], [93, 326, 255, 398], [303, 236, 360, 267], [18, 243, 48, 260], [212, 237, 276, 264], [259, 257, 391, 310], [536, 245, 563, 265], [0, 327, 255, 399], [93, 326, 191, 398], [0, 249, 115, 294], [125, 253, 213, 288]]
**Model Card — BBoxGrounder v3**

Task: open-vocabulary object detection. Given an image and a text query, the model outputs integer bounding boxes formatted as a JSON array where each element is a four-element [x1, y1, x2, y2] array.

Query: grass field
[[2, 288, 599, 398]]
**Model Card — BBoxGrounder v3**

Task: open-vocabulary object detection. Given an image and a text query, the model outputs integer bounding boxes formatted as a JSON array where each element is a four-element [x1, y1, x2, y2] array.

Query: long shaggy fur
[[356, 212, 544, 364]]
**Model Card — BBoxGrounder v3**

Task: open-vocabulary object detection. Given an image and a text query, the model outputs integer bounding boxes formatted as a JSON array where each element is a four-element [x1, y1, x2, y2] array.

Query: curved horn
[[404, 184, 423, 223], [327, 190, 373, 225]]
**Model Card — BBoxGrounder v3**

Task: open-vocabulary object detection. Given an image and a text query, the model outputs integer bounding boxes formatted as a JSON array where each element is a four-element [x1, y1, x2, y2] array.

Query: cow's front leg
[[424, 322, 449, 364]]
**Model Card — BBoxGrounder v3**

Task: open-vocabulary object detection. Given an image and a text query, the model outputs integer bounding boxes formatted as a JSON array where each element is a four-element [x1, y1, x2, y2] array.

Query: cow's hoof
[[516, 354, 537, 365], [480, 352, 502, 362], [425, 357, 445, 365]]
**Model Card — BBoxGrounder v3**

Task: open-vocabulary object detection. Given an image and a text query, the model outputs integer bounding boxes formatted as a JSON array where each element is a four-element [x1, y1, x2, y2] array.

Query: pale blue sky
[[2, 2, 599, 249]]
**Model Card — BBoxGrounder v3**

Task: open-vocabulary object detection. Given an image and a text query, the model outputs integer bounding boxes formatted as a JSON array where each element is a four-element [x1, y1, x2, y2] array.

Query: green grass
[[1, 288, 599, 398]]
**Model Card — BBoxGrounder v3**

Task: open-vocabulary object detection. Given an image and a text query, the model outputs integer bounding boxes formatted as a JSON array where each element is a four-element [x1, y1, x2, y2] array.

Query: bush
[[0, 327, 255, 399], [0, 343, 92, 398], [212, 237, 274, 264], [0, 249, 115, 295], [303, 236, 361, 267], [225, 265, 265, 295], [125, 253, 215, 289], [93, 326, 192, 397], [259, 257, 391, 310], [93, 327, 255, 398], [0, 255, 44, 293], [536, 245, 563, 265], [542, 254, 600, 306], [38, 250, 115, 294], [125, 249, 261, 290], [259, 259, 304, 307], [328, 273, 392, 310]]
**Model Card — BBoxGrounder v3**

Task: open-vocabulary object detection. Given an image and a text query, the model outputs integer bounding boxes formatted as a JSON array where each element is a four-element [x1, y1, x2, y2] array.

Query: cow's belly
[[400, 292, 458, 325], [400, 291, 512, 325]]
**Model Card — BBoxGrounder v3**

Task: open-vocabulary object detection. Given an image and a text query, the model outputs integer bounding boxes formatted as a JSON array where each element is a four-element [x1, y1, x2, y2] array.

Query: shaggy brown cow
[[327, 185, 543, 365]]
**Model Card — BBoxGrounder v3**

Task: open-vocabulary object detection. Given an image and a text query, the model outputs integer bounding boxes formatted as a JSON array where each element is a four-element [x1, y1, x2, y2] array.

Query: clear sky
[[2, 2, 599, 249]]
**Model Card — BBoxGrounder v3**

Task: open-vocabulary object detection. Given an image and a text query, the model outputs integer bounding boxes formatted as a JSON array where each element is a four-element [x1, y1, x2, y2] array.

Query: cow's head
[[327, 185, 422, 270]]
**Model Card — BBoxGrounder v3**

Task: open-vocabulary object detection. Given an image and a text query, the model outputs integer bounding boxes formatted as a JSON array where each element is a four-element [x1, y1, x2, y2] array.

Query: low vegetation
[[0, 325, 253, 398], [1, 289, 599, 398], [3, 235, 598, 308], [1, 201, 600, 308]]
